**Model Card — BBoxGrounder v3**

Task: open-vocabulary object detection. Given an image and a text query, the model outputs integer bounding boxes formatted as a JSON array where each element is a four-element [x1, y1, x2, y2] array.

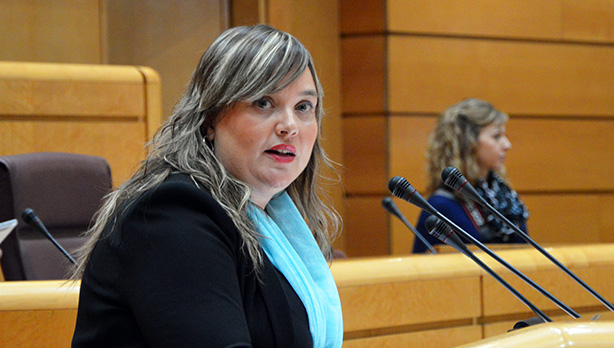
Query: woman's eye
[[296, 101, 314, 113], [253, 98, 271, 109]]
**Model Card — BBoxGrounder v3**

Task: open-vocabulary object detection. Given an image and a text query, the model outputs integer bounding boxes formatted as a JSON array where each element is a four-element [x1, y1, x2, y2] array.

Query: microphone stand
[[443, 167, 614, 313], [389, 176, 580, 319], [21, 208, 77, 265], [426, 215, 550, 324], [382, 197, 437, 254]]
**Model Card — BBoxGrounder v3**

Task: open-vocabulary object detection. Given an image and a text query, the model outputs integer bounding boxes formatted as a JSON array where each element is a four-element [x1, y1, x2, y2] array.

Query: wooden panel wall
[[104, 0, 227, 123], [341, 0, 614, 256], [0, 0, 103, 64]]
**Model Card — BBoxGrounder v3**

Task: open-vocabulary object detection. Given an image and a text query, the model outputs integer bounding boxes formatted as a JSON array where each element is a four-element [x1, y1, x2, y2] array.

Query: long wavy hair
[[73, 24, 340, 277], [425, 98, 509, 195]]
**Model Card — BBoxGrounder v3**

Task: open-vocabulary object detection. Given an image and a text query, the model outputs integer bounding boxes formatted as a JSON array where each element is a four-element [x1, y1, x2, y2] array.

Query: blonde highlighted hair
[[425, 98, 509, 194]]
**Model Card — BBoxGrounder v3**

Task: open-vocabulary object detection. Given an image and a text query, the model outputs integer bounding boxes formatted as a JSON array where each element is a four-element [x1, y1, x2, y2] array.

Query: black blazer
[[72, 174, 312, 347]]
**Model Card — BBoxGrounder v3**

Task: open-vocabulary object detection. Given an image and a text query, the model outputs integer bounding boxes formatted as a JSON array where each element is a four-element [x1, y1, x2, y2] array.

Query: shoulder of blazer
[[107, 174, 242, 251], [138, 173, 236, 228]]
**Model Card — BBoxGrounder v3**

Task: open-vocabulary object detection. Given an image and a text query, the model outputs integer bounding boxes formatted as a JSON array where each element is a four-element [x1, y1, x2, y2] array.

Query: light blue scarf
[[248, 191, 343, 348]]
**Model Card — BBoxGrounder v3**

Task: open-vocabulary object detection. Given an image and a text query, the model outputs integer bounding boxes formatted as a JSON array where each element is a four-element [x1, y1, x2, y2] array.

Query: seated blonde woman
[[413, 98, 529, 253]]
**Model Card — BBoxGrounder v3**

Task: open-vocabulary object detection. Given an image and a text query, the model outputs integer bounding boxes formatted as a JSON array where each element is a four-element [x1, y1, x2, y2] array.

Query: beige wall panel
[[343, 116, 388, 194], [561, 0, 614, 42], [343, 325, 482, 348], [339, 0, 386, 34], [339, 276, 481, 332], [505, 118, 614, 191], [0, 0, 102, 63], [344, 196, 389, 257], [388, 116, 436, 192], [388, 0, 614, 43], [387, 114, 432, 255], [230, 0, 262, 25], [388, 0, 563, 39], [0, 310, 77, 348], [598, 194, 614, 242], [104, 0, 226, 120], [387, 116, 614, 192], [522, 193, 614, 245], [0, 120, 146, 186], [388, 36, 614, 117], [341, 36, 387, 114]]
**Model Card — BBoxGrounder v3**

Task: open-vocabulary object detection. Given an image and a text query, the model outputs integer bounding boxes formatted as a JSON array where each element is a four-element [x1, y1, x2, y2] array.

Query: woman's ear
[[205, 126, 215, 142]]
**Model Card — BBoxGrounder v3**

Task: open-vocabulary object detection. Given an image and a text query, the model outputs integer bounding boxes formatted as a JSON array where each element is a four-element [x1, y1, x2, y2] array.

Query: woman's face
[[476, 122, 511, 175], [208, 69, 319, 208]]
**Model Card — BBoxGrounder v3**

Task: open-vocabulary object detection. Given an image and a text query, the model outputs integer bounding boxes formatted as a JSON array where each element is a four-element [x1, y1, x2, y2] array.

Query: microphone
[[382, 197, 437, 254], [426, 215, 550, 324], [442, 167, 614, 313], [21, 208, 77, 265], [388, 176, 580, 319]]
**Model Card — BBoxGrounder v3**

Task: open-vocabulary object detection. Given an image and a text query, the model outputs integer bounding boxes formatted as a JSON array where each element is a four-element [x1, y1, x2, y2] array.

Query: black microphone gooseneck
[[382, 197, 437, 254], [388, 176, 580, 319], [425, 215, 549, 323], [442, 167, 614, 313], [21, 208, 77, 265]]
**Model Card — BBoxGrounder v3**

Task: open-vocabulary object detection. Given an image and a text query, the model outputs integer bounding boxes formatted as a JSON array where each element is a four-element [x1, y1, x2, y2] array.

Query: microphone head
[[388, 176, 437, 215], [442, 167, 466, 192], [441, 167, 456, 182], [442, 167, 485, 204], [382, 196, 394, 210], [21, 208, 38, 225], [425, 214, 468, 252], [382, 196, 404, 221], [425, 215, 447, 241], [388, 176, 415, 201]]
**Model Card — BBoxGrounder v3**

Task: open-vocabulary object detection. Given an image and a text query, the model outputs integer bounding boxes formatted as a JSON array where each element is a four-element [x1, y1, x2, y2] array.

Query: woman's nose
[[276, 109, 298, 137], [503, 136, 512, 150]]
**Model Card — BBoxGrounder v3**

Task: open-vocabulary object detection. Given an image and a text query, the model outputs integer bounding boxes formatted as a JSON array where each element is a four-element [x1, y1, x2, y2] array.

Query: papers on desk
[[0, 219, 17, 244]]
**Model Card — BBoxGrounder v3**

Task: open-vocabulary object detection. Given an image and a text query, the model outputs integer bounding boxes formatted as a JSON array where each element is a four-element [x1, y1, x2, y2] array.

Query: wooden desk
[[480, 244, 614, 337], [458, 321, 614, 347], [333, 252, 483, 347], [2, 244, 614, 347], [0, 280, 79, 347], [332, 243, 614, 347]]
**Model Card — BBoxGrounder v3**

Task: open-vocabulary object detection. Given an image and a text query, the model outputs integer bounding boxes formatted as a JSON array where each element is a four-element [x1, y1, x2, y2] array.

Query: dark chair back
[[0, 152, 112, 280]]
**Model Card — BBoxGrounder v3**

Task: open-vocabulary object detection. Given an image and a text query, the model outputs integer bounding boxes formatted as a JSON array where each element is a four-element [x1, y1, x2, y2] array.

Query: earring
[[204, 137, 214, 153]]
